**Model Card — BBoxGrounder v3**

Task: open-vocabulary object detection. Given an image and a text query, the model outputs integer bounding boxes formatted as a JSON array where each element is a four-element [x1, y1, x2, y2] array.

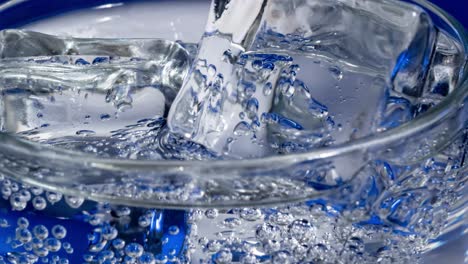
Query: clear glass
[[0, 0, 466, 263]]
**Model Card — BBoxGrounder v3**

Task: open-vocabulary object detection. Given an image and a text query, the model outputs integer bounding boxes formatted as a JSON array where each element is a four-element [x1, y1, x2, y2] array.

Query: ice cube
[[168, 0, 438, 158], [0, 31, 193, 141], [266, 65, 335, 154], [254, 0, 437, 98], [168, 42, 292, 158]]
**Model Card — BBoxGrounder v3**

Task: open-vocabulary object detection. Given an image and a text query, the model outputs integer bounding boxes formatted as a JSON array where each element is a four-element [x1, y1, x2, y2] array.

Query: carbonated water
[[0, 0, 466, 263]]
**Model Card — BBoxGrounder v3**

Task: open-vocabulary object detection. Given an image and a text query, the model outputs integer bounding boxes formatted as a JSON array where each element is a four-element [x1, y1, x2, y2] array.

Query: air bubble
[[10, 193, 27, 211], [139, 253, 156, 264], [240, 208, 263, 221], [125, 243, 144, 258], [115, 207, 131, 217], [112, 239, 125, 250], [17, 217, 30, 229], [234, 122, 252, 137], [138, 215, 151, 227], [168, 226, 179, 235], [223, 217, 242, 228], [16, 228, 32, 243], [51, 225, 67, 239], [33, 225, 49, 240], [32, 196, 47, 210], [263, 82, 273, 96], [44, 238, 61, 252], [64, 195, 84, 209], [75, 130, 96, 137], [329, 66, 343, 80], [213, 249, 233, 264], [45, 192, 63, 204], [205, 209, 219, 219]]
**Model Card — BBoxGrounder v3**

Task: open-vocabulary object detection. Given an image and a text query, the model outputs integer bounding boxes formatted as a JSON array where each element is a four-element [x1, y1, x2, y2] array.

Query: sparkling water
[[0, 0, 466, 263]]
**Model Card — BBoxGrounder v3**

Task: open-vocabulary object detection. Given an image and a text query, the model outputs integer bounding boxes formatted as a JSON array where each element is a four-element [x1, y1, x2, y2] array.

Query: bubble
[[44, 238, 61, 252], [32, 196, 47, 210], [233, 122, 252, 137], [100, 114, 111, 120], [307, 243, 328, 260], [154, 254, 168, 264], [208, 65, 217, 77], [10, 182, 19, 192], [30, 187, 44, 196], [252, 60, 263, 71], [10, 192, 27, 211], [205, 209, 219, 219], [272, 250, 292, 264], [115, 207, 131, 217], [0, 219, 9, 228], [268, 212, 294, 226], [59, 258, 69, 264], [51, 225, 67, 239], [329, 66, 343, 80], [62, 242, 71, 250], [45, 192, 63, 204], [32, 238, 43, 249], [168, 226, 179, 235], [240, 208, 263, 221], [223, 217, 242, 228], [64, 195, 84, 209], [263, 82, 273, 96], [263, 239, 281, 252], [10, 239, 23, 249], [139, 253, 156, 264], [112, 239, 126, 250], [33, 247, 49, 257], [23, 241, 33, 251], [19, 189, 32, 201], [83, 254, 94, 262], [88, 215, 102, 226], [246, 98, 259, 118], [206, 240, 222, 252], [33, 225, 49, 240], [125, 243, 144, 258], [280, 81, 295, 97], [16, 228, 32, 243], [241, 253, 258, 264], [213, 249, 232, 264], [288, 219, 315, 242], [256, 223, 282, 242], [138, 215, 151, 227], [75, 130, 96, 137], [101, 225, 118, 240], [97, 250, 114, 262], [17, 217, 30, 229], [1, 186, 12, 198]]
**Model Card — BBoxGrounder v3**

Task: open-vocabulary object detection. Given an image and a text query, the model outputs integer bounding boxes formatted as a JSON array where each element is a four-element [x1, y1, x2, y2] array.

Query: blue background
[[430, 0, 467, 28]]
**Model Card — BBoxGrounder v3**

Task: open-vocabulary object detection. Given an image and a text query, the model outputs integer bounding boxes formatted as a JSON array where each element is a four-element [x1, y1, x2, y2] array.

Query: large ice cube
[[0, 30, 192, 141], [255, 0, 436, 98], [168, 0, 437, 157]]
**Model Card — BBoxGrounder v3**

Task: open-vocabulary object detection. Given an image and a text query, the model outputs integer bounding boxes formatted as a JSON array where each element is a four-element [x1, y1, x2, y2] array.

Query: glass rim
[[0, 0, 467, 171]]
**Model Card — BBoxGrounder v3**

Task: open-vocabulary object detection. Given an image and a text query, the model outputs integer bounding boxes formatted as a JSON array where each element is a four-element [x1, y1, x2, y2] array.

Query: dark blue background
[[430, 0, 467, 28]]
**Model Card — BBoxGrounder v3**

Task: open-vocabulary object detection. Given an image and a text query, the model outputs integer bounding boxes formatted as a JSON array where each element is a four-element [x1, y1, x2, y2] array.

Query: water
[[167, 0, 440, 157], [0, 0, 466, 263]]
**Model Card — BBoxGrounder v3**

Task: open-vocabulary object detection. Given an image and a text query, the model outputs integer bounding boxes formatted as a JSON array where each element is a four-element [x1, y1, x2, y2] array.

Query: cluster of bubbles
[[0, 132, 464, 263], [0, 217, 71, 264]]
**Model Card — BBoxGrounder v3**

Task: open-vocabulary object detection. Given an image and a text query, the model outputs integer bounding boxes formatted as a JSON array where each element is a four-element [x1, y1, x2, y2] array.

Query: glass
[[0, 0, 466, 263]]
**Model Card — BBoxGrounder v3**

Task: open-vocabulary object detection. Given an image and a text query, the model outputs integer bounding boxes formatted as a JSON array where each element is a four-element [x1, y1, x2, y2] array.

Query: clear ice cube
[[0, 30, 192, 141], [255, 0, 436, 97], [168, 0, 438, 157]]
